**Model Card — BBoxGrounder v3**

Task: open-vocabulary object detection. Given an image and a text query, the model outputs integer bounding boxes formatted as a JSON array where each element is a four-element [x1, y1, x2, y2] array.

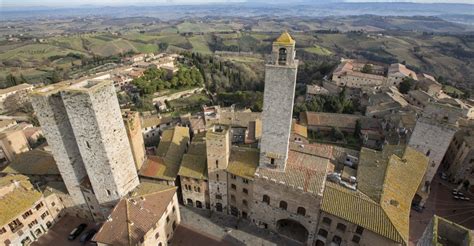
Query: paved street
[[409, 175, 474, 245], [175, 206, 302, 246], [32, 215, 100, 246]]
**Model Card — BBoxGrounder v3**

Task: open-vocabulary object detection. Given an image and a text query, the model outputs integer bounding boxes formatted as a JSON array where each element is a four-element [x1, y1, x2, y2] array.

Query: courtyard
[[174, 205, 303, 246]]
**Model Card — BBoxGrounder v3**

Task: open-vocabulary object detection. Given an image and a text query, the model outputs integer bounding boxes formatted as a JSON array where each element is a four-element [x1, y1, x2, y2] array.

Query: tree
[[361, 64, 373, 74], [331, 127, 345, 141], [354, 119, 362, 138], [399, 77, 415, 94], [6, 74, 18, 87], [158, 42, 169, 51], [50, 70, 61, 84]]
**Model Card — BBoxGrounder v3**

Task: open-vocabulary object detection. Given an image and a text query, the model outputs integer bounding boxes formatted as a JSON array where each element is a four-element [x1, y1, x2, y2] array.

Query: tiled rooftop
[[227, 147, 259, 180], [0, 175, 42, 226], [1, 149, 59, 175], [94, 182, 176, 245], [256, 148, 329, 195]]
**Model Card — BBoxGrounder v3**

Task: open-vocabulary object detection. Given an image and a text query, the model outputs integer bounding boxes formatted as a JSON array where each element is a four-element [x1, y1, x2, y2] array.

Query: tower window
[[262, 195, 270, 205], [106, 189, 111, 196], [270, 158, 275, 165], [215, 160, 219, 168], [278, 48, 287, 65]]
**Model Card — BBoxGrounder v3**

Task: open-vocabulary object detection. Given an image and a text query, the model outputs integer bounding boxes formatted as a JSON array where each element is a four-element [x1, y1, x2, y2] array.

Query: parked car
[[440, 172, 447, 180], [80, 229, 97, 244], [460, 197, 471, 201], [69, 224, 87, 241]]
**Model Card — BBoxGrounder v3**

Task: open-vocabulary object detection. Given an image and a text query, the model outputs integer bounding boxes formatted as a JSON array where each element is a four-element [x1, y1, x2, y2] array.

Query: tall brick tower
[[31, 79, 140, 207], [123, 111, 146, 171], [206, 125, 231, 213], [259, 32, 298, 171]]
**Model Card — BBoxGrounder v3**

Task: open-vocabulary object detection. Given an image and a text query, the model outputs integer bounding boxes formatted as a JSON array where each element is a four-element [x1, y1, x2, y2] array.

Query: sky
[[2, 0, 473, 7]]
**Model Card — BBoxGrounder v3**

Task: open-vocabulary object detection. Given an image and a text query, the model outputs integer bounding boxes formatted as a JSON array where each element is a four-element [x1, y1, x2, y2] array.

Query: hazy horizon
[[2, 0, 474, 8]]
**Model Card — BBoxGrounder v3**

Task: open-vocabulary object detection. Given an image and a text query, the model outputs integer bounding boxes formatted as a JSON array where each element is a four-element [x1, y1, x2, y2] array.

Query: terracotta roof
[[2, 149, 59, 175], [227, 147, 259, 180], [388, 64, 418, 80], [141, 115, 174, 129], [139, 155, 175, 181], [178, 141, 208, 180], [0, 175, 42, 226], [142, 126, 190, 180], [274, 31, 295, 45], [288, 142, 333, 160], [256, 148, 329, 195], [292, 120, 308, 138], [301, 112, 381, 131], [94, 183, 177, 246]]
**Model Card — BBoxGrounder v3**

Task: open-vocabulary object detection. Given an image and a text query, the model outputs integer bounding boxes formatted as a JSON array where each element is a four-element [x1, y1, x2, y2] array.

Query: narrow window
[[279, 201, 287, 210], [262, 195, 270, 205]]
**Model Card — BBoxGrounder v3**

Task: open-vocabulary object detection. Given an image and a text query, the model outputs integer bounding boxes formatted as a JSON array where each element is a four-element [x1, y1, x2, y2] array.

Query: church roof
[[274, 31, 295, 45]]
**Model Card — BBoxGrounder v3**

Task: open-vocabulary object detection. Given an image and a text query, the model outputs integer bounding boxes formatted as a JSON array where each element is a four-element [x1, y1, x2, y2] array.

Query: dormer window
[[278, 48, 287, 65]]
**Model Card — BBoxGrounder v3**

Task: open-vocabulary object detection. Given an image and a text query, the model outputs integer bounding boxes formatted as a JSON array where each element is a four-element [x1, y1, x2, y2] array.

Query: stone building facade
[[259, 31, 298, 171], [206, 125, 231, 213], [408, 104, 459, 204], [442, 128, 474, 192], [0, 175, 61, 246]]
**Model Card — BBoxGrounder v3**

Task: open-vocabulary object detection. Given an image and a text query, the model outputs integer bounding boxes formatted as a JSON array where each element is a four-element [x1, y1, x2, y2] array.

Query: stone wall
[[180, 177, 209, 209], [123, 111, 146, 170], [259, 65, 297, 171], [227, 174, 253, 219], [206, 126, 231, 213], [251, 177, 321, 245]]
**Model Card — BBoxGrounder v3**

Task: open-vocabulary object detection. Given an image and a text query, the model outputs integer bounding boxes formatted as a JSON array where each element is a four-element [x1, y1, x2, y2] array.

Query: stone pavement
[[177, 205, 302, 246], [32, 215, 100, 246], [409, 175, 474, 245]]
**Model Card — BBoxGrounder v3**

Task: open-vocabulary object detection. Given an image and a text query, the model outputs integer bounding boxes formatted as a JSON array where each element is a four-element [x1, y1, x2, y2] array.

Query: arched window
[[278, 48, 287, 65], [279, 201, 287, 210], [196, 201, 203, 208], [262, 195, 270, 205], [317, 229, 328, 238], [187, 199, 193, 207], [297, 207, 306, 216]]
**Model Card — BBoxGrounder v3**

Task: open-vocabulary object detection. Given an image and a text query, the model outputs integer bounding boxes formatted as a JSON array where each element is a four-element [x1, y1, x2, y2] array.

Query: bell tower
[[259, 32, 298, 171]]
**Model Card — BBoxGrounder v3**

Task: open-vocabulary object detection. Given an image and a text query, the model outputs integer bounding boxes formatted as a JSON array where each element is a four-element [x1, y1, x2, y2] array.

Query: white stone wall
[[61, 80, 139, 204], [260, 65, 297, 171], [408, 118, 457, 193], [31, 91, 87, 205], [142, 193, 180, 246]]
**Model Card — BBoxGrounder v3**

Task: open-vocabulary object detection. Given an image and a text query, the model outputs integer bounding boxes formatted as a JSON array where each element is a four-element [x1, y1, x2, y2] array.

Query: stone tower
[[206, 125, 231, 213], [30, 84, 88, 205], [123, 111, 146, 171], [259, 32, 298, 171], [61, 80, 139, 204], [31, 79, 140, 206]]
